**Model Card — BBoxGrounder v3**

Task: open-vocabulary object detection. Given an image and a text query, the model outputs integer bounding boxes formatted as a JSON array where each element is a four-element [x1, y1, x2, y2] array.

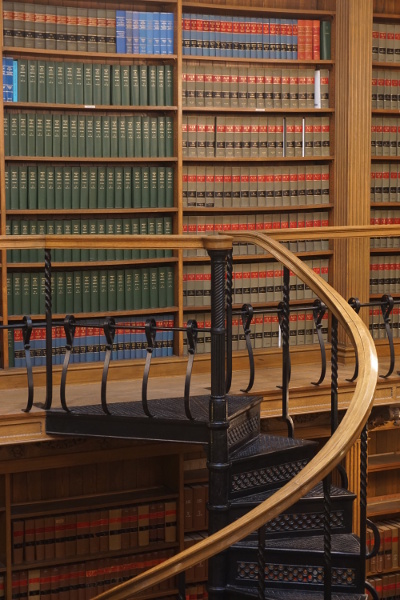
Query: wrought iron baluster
[[101, 317, 115, 415], [323, 474, 332, 600], [225, 250, 233, 394], [184, 319, 198, 420], [240, 303, 255, 393], [60, 315, 76, 412], [380, 294, 394, 378], [311, 299, 327, 386], [257, 524, 266, 600], [22, 317, 34, 413], [142, 317, 156, 418], [177, 573, 186, 600], [279, 266, 294, 437], [346, 297, 361, 382], [43, 249, 53, 409], [331, 315, 338, 433]]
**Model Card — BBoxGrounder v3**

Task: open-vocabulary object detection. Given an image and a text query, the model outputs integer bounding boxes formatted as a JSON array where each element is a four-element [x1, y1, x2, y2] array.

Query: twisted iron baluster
[[240, 303, 255, 393], [142, 317, 156, 418], [22, 317, 34, 412], [346, 297, 361, 382], [380, 294, 394, 378], [331, 315, 338, 433], [225, 249, 233, 394], [43, 249, 53, 409], [101, 317, 115, 415], [281, 266, 294, 437], [60, 315, 76, 412], [323, 475, 332, 600], [311, 299, 327, 386], [360, 423, 370, 590], [184, 319, 198, 420], [257, 524, 265, 600]]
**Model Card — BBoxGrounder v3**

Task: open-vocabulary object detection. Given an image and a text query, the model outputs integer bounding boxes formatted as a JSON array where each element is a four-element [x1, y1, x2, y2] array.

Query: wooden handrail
[[92, 231, 378, 600]]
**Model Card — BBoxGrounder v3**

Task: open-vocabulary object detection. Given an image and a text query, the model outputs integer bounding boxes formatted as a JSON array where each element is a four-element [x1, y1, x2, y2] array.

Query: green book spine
[[61, 115, 70, 157], [46, 61, 56, 103], [111, 64, 121, 105], [63, 166, 72, 209], [158, 265, 166, 306], [8, 329, 15, 368], [3, 113, 9, 156], [63, 220, 72, 261], [106, 218, 116, 260], [5, 166, 10, 210], [149, 117, 158, 157], [102, 116, 111, 158], [123, 167, 132, 208], [141, 268, 150, 309], [320, 21, 331, 60], [126, 116, 134, 156], [52, 113, 61, 157], [124, 268, 133, 309], [118, 116, 126, 158], [37, 60, 46, 102], [18, 59, 28, 102], [101, 64, 111, 105], [44, 114, 53, 157], [107, 270, 117, 311], [74, 62, 84, 105], [106, 167, 115, 209], [54, 220, 64, 261], [110, 116, 118, 157], [37, 166, 47, 209], [121, 64, 130, 105], [165, 116, 173, 156], [92, 64, 102, 105], [89, 166, 97, 208], [18, 114, 27, 156], [123, 218, 131, 260], [73, 270, 83, 313], [164, 65, 173, 105], [165, 266, 174, 306], [55, 271, 65, 315], [65, 62, 74, 104], [80, 220, 89, 261], [85, 115, 94, 157], [156, 65, 165, 106], [157, 116, 165, 157], [65, 272, 74, 313], [55, 61, 65, 103], [29, 220, 38, 262], [142, 116, 150, 156], [139, 217, 148, 258], [83, 64, 93, 105], [10, 166, 18, 209], [114, 167, 123, 208], [39, 273, 46, 315], [149, 167, 158, 207], [155, 216, 164, 257], [133, 269, 142, 309], [11, 220, 21, 262], [27, 60, 37, 102], [27, 113, 35, 155], [80, 167, 89, 209], [157, 167, 166, 208], [134, 116, 142, 157], [69, 114, 78, 156], [46, 166, 55, 210], [21, 272, 31, 315], [99, 270, 108, 312], [71, 166, 80, 209], [12, 272, 22, 315], [97, 167, 106, 209], [165, 167, 173, 207], [163, 216, 173, 258], [31, 272, 40, 314], [10, 113, 19, 156], [89, 220, 98, 261], [82, 270, 91, 313], [115, 218, 124, 260], [90, 270, 100, 312], [131, 218, 140, 259], [71, 220, 81, 262], [54, 166, 63, 209], [133, 167, 142, 207], [139, 65, 148, 105], [148, 65, 157, 105], [148, 217, 156, 258], [141, 167, 150, 208], [94, 115, 102, 157], [28, 165, 37, 209], [149, 267, 158, 308], [116, 270, 125, 311], [20, 220, 30, 262], [77, 114, 86, 157]]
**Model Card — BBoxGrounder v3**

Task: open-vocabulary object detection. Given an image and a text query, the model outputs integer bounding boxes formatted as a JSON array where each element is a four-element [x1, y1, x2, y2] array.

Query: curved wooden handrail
[[92, 231, 378, 600]]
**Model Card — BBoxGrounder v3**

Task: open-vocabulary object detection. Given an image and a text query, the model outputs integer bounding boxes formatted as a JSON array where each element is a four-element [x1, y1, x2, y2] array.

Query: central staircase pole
[[207, 246, 230, 600]]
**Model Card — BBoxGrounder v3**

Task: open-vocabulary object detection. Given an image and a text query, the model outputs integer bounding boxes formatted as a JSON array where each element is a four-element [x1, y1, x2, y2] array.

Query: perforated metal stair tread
[[226, 587, 367, 600], [230, 483, 356, 506], [229, 433, 317, 461], [236, 533, 361, 554]]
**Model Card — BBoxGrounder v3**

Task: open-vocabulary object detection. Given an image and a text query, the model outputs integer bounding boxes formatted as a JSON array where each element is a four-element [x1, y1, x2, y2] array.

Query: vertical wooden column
[[333, 0, 373, 359], [345, 438, 361, 535]]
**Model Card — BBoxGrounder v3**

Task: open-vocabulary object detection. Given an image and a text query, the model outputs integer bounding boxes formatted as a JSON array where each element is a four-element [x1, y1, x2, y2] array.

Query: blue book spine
[[203, 14, 210, 57], [153, 12, 160, 54], [269, 17, 277, 59], [245, 17, 251, 58], [146, 12, 153, 54], [123, 321, 130, 360], [250, 17, 257, 58], [215, 14, 222, 57], [116, 321, 124, 360], [38, 327, 46, 366], [292, 19, 298, 59], [13, 59, 18, 101], [99, 328, 106, 361], [276, 18, 282, 59], [132, 11, 140, 53], [4, 57, 12, 101], [237, 16, 245, 58], [130, 319, 136, 359], [116, 10, 126, 54], [167, 315, 173, 356], [220, 15, 227, 58], [125, 11, 133, 53], [256, 18, 263, 58], [14, 329, 24, 368], [160, 12, 168, 55], [263, 18, 270, 59], [182, 13, 190, 55], [285, 19, 292, 59], [209, 15, 216, 57], [86, 326, 95, 363], [139, 12, 147, 54], [166, 12, 174, 54], [2, 58, 6, 102], [190, 14, 197, 56], [232, 16, 239, 58], [138, 321, 146, 358]]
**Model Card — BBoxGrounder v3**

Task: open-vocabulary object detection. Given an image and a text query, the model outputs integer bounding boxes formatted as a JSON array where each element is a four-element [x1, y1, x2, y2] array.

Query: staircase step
[[45, 394, 262, 444], [229, 434, 317, 499], [228, 534, 363, 593], [229, 483, 356, 538], [226, 586, 368, 600]]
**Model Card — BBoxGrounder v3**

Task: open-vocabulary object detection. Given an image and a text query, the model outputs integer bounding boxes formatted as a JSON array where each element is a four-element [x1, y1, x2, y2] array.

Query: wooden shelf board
[[368, 495, 400, 517], [373, 14, 400, 22], [3, 47, 178, 60], [7, 306, 179, 321], [371, 203, 400, 208], [182, 55, 334, 66], [7, 208, 178, 216], [372, 156, 400, 161], [182, 3, 335, 18], [183, 204, 333, 214], [6, 157, 178, 163], [183, 156, 334, 163], [370, 247, 400, 254], [368, 452, 400, 472], [183, 250, 332, 263], [183, 107, 334, 114], [5, 102, 178, 112], [7, 257, 179, 269]]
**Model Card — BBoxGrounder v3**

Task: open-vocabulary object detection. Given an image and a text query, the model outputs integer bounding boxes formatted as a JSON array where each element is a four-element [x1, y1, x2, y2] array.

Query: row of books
[[371, 164, 400, 204], [9, 316, 174, 368], [183, 310, 328, 353], [182, 14, 331, 60], [369, 306, 400, 340], [368, 518, 400, 574], [183, 213, 330, 257], [184, 484, 208, 532], [370, 256, 400, 294], [115, 10, 174, 55], [182, 115, 330, 159], [366, 574, 400, 599], [185, 533, 208, 583], [372, 69, 400, 110], [5, 112, 174, 158], [6, 216, 173, 263], [5, 165, 174, 211], [182, 165, 330, 208], [370, 211, 400, 247], [183, 259, 329, 306], [186, 584, 208, 600], [372, 22, 400, 63], [371, 117, 400, 157], [371, 237, 400, 250], [3, 2, 117, 52], [7, 266, 175, 316], [4, 58, 173, 106], [10, 550, 174, 600], [182, 64, 329, 109], [12, 499, 177, 564]]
